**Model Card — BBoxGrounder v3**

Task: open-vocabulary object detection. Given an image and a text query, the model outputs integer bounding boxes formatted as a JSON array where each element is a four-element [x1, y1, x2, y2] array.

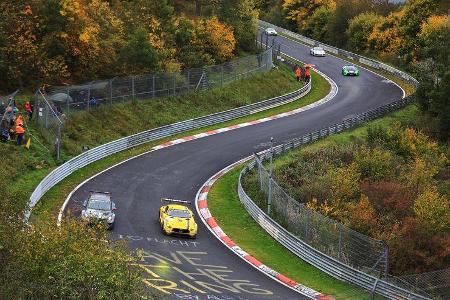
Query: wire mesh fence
[[242, 94, 450, 299], [0, 90, 20, 142], [254, 154, 389, 279], [34, 89, 63, 159], [45, 49, 273, 114], [388, 269, 450, 300]]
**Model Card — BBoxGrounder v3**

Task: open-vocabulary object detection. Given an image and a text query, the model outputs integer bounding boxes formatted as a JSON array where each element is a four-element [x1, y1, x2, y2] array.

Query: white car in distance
[[265, 27, 277, 36], [310, 46, 326, 57]]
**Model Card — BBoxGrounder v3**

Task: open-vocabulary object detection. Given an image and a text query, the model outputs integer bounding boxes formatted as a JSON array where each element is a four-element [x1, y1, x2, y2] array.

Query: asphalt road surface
[[66, 31, 403, 300]]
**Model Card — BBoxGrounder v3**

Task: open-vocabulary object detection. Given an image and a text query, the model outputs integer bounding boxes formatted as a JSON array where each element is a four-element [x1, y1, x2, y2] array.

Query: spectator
[[304, 66, 311, 82], [0, 127, 9, 142], [16, 124, 25, 146], [15, 114, 24, 126], [0, 102, 5, 115], [89, 96, 97, 107], [295, 66, 302, 82], [24, 101, 32, 120]]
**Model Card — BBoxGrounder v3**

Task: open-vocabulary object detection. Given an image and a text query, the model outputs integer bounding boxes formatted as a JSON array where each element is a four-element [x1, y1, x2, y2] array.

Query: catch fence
[[34, 90, 63, 159], [45, 49, 273, 114]]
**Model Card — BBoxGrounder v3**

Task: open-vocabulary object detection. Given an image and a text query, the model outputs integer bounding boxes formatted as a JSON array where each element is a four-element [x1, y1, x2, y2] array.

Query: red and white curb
[[58, 69, 337, 227], [194, 159, 334, 300]]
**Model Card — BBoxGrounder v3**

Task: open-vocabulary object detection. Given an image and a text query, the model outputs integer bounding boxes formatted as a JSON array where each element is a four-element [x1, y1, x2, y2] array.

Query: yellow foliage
[[204, 16, 236, 62], [419, 14, 450, 39], [413, 187, 450, 232], [367, 11, 403, 55]]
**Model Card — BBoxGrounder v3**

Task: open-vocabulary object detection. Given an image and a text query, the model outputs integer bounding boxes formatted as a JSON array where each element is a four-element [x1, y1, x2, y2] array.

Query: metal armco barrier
[[239, 97, 430, 300], [26, 69, 311, 220], [237, 20, 429, 300]]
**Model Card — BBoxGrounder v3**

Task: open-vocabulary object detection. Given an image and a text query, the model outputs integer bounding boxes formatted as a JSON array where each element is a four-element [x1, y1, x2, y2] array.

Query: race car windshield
[[346, 66, 357, 71], [168, 210, 190, 218], [87, 200, 111, 211], [314, 47, 323, 51]]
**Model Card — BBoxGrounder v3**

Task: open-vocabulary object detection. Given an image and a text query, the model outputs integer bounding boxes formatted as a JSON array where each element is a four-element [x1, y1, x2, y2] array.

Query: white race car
[[265, 28, 277, 36], [310, 47, 326, 57]]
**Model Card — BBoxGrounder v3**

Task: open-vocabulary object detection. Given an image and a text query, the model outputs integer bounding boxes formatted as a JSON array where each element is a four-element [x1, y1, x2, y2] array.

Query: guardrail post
[[268, 137, 274, 214]]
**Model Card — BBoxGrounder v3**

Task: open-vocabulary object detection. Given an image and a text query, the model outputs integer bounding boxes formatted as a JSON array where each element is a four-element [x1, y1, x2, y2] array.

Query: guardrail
[[239, 97, 431, 300], [258, 20, 418, 87], [26, 56, 311, 220], [237, 21, 428, 300]]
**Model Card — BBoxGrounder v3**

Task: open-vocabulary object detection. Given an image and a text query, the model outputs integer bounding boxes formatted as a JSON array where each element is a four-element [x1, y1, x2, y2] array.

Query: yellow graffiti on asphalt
[[136, 250, 273, 296]]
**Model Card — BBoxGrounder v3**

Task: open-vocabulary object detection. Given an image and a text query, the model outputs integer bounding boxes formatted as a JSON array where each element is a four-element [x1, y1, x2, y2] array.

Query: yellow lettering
[[143, 278, 189, 295], [180, 280, 207, 294]]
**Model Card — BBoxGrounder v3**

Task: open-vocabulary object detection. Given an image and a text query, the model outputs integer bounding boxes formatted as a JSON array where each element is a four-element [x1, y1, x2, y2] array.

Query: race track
[[65, 32, 403, 300]]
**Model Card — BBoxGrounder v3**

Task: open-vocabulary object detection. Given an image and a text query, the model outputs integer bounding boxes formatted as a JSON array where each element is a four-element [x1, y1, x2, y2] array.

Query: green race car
[[342, 65, 360, 76]]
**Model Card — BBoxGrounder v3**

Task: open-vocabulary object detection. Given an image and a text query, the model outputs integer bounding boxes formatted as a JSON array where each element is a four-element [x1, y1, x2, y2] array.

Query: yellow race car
[[159, 198, 198, 238]]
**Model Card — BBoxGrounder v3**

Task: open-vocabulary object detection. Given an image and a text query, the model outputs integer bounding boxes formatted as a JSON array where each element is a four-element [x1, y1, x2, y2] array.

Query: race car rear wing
[[161, 198, 191, 205]]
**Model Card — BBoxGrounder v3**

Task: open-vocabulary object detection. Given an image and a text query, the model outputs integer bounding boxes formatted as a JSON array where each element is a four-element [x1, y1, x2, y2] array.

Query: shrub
[[355, 145, 395, 181], [413, 187, 450, 233]]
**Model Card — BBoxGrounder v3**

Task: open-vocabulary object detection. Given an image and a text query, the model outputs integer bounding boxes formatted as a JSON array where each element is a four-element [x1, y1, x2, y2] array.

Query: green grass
[[27, 64, 330, 219], [206, 106, 420, 299], [208, 167, 372, 299], [60, 64, 301, 157]]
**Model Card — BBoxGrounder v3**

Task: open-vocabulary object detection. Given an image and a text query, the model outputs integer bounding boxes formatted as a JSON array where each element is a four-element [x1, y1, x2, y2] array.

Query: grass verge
[[206, 106, 420, 298], [30, 66, 330, 219]]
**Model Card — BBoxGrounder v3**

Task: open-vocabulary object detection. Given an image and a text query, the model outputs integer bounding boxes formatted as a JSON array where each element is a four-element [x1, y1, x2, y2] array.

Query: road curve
[[65, 32, 403, 300]]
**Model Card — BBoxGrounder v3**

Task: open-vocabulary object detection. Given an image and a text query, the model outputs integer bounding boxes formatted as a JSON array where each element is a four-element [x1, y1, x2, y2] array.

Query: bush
[[354, 145, 395, 181], [0, 217, 157, 299]]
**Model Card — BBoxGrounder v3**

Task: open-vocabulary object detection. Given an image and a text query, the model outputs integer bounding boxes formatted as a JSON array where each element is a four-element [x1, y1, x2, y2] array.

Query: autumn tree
[[415, 15, 450, 139], [282, 0, 334, 33], [303, 5, 335, 42], [218, 0, 258, 51], [346, 12, 383, 52]]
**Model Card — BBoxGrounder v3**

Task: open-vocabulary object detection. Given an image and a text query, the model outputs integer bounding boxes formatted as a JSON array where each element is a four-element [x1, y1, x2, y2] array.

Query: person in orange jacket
[[295, 66, 302, 82], [16, 124, 25, 146], [304, 66, 311, 82], [15, 114, 24, 126]]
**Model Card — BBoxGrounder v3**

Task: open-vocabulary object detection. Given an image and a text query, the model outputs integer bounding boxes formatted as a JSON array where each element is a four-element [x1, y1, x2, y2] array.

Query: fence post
[[152, 75, 156, 98], [87, 83, 91, 111], [268, 137, 274, 214], [132, 76, 135, 100], [109, 78, 113, 105], [55, 125, 61, 160], [384, 247, 389, 280], [173, 73, 176, 96], [187, 70, 190, 91], [338, 224, 343, 261], [66, 87, 70, 114]]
